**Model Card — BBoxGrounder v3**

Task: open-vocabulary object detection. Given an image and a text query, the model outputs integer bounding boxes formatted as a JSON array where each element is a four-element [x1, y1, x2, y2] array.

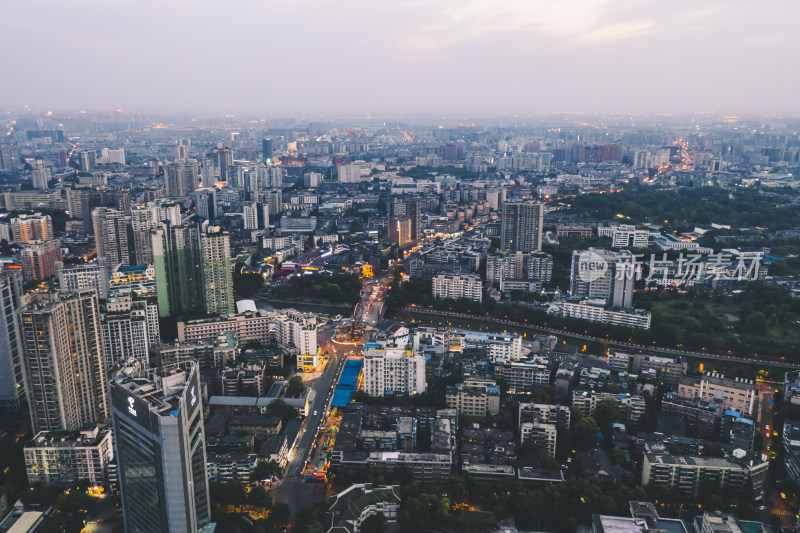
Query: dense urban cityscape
[[0, 109, 798, 533], [3, 5, 800, 533]]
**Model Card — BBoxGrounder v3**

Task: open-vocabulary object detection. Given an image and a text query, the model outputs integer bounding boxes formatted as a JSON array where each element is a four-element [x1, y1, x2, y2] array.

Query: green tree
[[594, 398, 621, 430], [287, 376, 305, 397], [233, 262, 264, 297], [256, 502, 290, 533], [252, 460, 284, 481], [41, 513, 84, 533], [586, 340, 609, 356], [23, 484, 62, 507], [447, 476, 468, 503], [264, 399, 299, 422], [209, 479, 247, 507], [360, 513, 386, 533], [59, 490, 91, 514], [531, 385, 556, 403], [744, 311, 767, 332], [248, 486, 273, 509], [573, 417, 601, 450]]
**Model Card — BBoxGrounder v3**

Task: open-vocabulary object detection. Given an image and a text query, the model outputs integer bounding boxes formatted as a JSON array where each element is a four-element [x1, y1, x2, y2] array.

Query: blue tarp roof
[[331, 389, 353, 408], [331, 359, 363, 408]]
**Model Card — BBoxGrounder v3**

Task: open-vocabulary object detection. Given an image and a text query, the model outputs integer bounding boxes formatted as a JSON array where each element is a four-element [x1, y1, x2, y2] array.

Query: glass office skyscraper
[[110, 362, 211, 533]]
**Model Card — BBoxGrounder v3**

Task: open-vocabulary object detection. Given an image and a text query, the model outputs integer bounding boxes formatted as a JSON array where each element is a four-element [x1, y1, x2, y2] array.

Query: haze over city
[[2, 0, 798, 115], [3, 2, 800, 533]]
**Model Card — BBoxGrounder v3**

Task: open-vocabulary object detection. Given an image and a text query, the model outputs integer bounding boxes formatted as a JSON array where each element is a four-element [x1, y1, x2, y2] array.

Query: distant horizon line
[[4, 108, 800, 122]]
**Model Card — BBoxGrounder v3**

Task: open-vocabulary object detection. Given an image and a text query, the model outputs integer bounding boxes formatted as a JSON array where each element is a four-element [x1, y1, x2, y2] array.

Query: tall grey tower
[[0, 270, 26, 411], [110, 362, 211, 533], [500, 201, 544, 253]]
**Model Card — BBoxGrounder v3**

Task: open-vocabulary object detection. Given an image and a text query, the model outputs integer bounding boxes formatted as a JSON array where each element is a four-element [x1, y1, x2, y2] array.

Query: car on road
[[313, 410, 318, 416]]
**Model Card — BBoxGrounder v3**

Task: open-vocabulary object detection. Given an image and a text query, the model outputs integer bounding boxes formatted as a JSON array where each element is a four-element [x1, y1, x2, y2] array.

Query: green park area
[[644, 285, 800, 359]]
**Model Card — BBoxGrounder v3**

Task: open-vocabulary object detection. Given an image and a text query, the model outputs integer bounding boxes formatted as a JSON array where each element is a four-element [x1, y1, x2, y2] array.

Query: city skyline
[[2, 0, 797, 115]]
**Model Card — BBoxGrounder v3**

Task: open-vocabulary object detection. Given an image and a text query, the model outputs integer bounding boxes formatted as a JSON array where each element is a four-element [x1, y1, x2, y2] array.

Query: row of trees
[[566, 185, 800, 230], [266, 273, 362, 304]]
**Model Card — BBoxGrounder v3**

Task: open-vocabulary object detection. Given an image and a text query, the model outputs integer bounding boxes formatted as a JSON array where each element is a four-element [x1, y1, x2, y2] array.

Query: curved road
[[395, 306, 800, 370]]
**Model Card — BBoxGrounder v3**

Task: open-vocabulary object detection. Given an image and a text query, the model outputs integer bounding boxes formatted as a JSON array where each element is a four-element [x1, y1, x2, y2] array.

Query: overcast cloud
[[1, 0, 796, 115]]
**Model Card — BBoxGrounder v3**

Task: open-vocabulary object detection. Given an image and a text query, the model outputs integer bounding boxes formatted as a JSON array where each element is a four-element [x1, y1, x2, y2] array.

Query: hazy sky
[[2, 0, 796, 115]]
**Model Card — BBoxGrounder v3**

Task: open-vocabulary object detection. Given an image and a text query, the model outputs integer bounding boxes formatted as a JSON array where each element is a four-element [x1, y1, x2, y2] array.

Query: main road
[[272, 324, 347, 516], [273, 272, 392, 519]]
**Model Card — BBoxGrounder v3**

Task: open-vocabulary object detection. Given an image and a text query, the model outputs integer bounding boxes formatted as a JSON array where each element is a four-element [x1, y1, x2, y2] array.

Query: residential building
[[80, 189, 130, 234], [485, 252, 525, 282], [499, 278, 542, 295], [362, 343, 426, 397], [55, 259, 110, 300], [279, 217, 317, 233], [445, 378, 500, 416], [152, 200, 182, 227], [243, 203, 258, 230], [390, 198, 422, 241], [518, 403, 571, 457], [110, 363, 211, 533], [20, 240, 62, 281], [452, 331, 523, 361], [559, 299, 652, 329], [556, 226, 593, 239], [258, 435, 289, 469], [101, 295, 155, 370], [151, 222, 204, 317], [677, 373, 756, 415], [572, 391, 647, 427], [258, 189, 283, 217], [31, 167, 51, 189], [2, 190, 61, 211], [661, 395, 718, 438], [24, 427, 113, 487], [194, 188, 218, 220], [10, 214, 54, 244], [157, 333, 236, 371], [693, 512, 768, 533], [274, 309, 318, 370], [129, 206, 154, 265], [20, 290, 109, 433], [366, 452, 451, 482], [642, 447, 768, 499], [525, 252, 554, 282], [93, 207, 130, 267], [228, 415, 282, 438], [200, 224, 234, 316], [500, 201, 544, 253], [569, 248, 637, 307], [782, 420, 800, 482], [177, 310, 275, 344], [432, 273, 483, 302], [77, 149, 96, 172], [607, 352, 685, 386], [164, 162, 198, 198], [389, 217, 414, 248], [206, 453, 258, 483], [221, 364, 267, 396], [493, 359, 550, 393]]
